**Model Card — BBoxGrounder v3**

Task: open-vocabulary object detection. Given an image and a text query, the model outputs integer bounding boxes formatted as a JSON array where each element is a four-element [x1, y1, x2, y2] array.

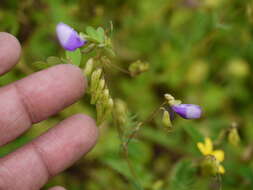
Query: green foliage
[[66, 49, 82, 66], [169, 159, 197, 190], [1, 0, 253, 190], [182, 124, 204, 143], [85, 26, 105, 44], [31, 56, 65, 71]]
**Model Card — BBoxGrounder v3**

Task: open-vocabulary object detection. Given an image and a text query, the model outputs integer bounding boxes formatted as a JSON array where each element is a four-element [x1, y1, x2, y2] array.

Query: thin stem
[[113, 111, 143, 190], [122, 143, 142, 186], [102, 57, 131, 75], [214, 129, 227, 146], [125, 101, 167, 146], [113, 101, 167, 190], [81, 43, 96, 54]]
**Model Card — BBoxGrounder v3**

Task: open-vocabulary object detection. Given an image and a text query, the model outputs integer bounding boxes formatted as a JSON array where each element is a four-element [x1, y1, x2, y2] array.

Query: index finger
[[0, 32, 21, 75]]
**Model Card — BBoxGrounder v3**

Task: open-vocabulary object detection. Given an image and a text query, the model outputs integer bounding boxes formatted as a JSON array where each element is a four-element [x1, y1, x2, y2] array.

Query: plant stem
[[125, 101, 167, 146]]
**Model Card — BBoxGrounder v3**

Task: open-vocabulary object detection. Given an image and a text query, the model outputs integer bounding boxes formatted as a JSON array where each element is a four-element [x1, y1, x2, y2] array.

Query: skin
[[0, 32, 98, 190]]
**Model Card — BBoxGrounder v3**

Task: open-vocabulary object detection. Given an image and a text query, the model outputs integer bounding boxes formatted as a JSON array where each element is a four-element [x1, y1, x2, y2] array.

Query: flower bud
[[228, 127, 240, 146], [164, 94, 175, 101], [128, 60, 149, 76], [84, 58, 94, 77], [162, 109, 172, 129], [114, 99, 128, 125], [56, 22, 86, 51], [90, 69, 103, 104], [107, 98, 114, 109], [171, 104, 202, 119], [101, 89, 110, 103], [201, 156, 221, 176], [93, 78, 106, 103]]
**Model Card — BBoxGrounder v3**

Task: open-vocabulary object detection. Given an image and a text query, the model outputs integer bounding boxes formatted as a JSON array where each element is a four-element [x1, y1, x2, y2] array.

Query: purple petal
[[171, 104, 202, 119], [56, 23, 86, 51]]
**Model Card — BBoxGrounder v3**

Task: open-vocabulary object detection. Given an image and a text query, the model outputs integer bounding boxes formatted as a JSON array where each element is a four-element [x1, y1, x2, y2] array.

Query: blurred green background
[[1, 0, 253, 189]]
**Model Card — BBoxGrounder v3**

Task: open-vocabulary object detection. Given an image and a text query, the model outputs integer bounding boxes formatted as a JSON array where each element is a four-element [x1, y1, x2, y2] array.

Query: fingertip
[[32, 114, 98, 175], [72, 114, 99, 147], [0, 32, 21, 75], [0, 114, 98, 189], [51, 64, 87, 95]]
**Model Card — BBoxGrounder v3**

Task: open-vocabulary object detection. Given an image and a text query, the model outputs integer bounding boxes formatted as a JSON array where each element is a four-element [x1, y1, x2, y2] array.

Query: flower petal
[[197, 142, 207, 155], [212, 150, 224, 162], [56, 22, 86, 51], [205, 137, 213, 153], [171, 104, 202, 119]]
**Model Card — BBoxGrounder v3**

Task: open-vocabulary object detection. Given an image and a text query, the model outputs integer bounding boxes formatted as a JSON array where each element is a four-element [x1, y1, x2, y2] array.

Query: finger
[[0, 64, 86, 146], [0, 32, 21, 75], [0, 114, 98, 190], [48, 186, 66, 190]]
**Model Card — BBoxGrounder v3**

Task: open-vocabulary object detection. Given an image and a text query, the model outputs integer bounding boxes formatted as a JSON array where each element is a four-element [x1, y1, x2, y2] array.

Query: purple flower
[[171, 104, 202, 119], [56, 22, 86, 51]]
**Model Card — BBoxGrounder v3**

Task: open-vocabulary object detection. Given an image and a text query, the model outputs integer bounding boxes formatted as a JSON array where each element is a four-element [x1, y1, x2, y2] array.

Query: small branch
[[125, 101, 167, 147], [102, 57, 131, 75]]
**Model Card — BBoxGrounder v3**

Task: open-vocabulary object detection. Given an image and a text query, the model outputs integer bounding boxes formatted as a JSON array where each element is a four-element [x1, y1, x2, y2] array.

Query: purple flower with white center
[[171, 104, 202, 119], [56, 22, 86, 51]]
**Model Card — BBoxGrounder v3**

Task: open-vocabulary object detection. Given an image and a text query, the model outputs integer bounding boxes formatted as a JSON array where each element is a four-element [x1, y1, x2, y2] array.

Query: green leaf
[[170, 159, 197, 190], [31, 61, 49, 71], [97, 27, 105, 43], [31, 56, 64, 71], [86, 26, 98, 40], [104, 47, 116, 57], [182, 125, 204, 143], [46, 56, 62, 65], [65, 49, 82, 66]]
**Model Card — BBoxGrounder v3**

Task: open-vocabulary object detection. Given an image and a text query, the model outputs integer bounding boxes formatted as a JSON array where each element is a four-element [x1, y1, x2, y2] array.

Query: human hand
[[0, 32, 98, 190]]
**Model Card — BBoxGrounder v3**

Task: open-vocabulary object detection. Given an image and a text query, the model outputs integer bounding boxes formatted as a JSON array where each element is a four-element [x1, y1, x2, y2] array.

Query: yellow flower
[[197, 137, 225, 174]]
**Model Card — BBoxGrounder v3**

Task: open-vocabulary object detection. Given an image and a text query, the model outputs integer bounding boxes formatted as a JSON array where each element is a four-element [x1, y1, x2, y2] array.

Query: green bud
[[114, 99, 128, 125], [200, 156, 220, 176], [168, 99, 182, 106], [97, 98, 114, 126], [161, 109, 172, 129], [228, 127, 240, 146], [164, 94, 175, 101], [104, 98, 114, 119], [99, 88, 110, 104], [84, 58, 94, 77], [107, 98, 114, 109], [164, 94, 182, 106], [90, 69, 103, 104], [128, 60, 149, 76], [93, 78, 106, 103]]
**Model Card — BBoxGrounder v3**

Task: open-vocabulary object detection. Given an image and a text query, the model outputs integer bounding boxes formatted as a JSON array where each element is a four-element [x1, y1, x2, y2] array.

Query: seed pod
[[84, 58, 94, 77], [90, 69, 102, 104], [114, 99, 128, 125], [162, 109, 172, 129], [93, 78, 106, 103], [128, 60, 149, 76], [228, 127, 240, 146]]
